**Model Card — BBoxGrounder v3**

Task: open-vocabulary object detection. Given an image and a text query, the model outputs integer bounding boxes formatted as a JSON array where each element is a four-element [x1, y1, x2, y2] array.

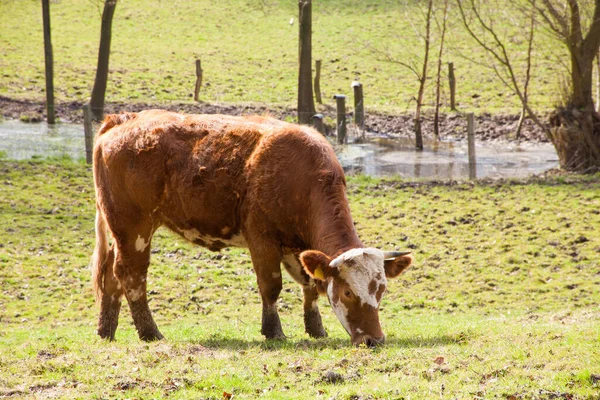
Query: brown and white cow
[[91, 110, 412, 346]]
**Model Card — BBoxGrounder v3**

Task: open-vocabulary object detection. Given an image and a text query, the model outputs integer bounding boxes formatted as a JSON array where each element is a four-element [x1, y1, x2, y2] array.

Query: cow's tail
[[91, 205, 110, 303], [91, 138, 113, 303]]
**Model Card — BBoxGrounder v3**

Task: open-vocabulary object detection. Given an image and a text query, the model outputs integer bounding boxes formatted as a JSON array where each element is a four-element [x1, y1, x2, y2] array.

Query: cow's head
[[300, 248, 412, 347]]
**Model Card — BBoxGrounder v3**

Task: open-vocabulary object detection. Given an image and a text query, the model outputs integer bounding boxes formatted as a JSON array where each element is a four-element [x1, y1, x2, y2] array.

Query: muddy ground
[[0, 96, 549, 142]]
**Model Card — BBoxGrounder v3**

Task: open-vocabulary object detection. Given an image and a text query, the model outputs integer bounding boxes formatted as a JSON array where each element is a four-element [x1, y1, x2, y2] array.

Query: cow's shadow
[[190, 332, 469, 351]]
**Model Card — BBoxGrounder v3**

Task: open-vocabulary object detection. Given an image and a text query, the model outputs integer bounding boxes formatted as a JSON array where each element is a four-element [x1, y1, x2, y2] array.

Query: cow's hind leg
[[113, 228, 163, 341], [97, 245, 124, 340]]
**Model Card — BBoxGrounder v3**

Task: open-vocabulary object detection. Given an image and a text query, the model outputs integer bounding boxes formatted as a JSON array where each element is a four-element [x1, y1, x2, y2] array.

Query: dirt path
[[0, 96, 549, 142]]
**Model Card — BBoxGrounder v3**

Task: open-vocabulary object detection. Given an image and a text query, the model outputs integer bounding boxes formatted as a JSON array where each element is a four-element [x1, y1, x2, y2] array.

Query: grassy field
[[0, 158, 599, 399], [0, 0, 570, 115]]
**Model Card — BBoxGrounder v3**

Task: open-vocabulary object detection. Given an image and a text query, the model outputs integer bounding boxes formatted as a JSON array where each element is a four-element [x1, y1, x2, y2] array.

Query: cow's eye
[[343, 289, 352, 298]]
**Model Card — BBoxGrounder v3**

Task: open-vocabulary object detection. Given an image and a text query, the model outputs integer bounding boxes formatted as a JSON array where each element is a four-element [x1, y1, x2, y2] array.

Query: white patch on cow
[[328, 281, 351, 335], [116, 281, 122, 290], [281, 254, 309, 285], [127, 286, 144, 302], [356, 328, 364, 334], [135, 235, 149, 252], [311, 300, 318, 310], [180, 228, 248, 248], [182, 229, 201, 242], [272, 272, 281, 279], [330, 248, 387, 309]]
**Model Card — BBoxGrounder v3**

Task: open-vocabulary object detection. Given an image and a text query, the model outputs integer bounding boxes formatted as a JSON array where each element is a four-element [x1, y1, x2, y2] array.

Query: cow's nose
[[364, 335, 385, 348]]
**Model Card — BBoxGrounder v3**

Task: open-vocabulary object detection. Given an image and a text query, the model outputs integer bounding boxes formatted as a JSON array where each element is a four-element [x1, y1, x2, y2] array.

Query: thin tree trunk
[[516, 0, 536, 140], [42, 0, 55, 124], [415, 0, 433, 151], [433, 0, 449, 140], [90, 0, 118, 121], [596, 50, 600, 112], [297, 0, 316, 124]]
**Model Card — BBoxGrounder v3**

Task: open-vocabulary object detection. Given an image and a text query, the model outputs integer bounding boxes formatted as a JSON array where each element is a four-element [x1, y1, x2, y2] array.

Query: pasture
[[0, 158, 599, 399], [0, 0, 568, 114]]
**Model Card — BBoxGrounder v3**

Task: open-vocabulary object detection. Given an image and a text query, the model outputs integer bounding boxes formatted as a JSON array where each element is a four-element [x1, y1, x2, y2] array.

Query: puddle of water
[[0, 121, 559, 179], [336, 137, 559, 180], [0, 120, 90, 161]]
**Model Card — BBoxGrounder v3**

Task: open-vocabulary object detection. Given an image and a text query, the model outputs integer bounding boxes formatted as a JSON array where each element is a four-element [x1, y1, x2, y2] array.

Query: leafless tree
[[528, 0, 600, 170], [90, 0, 118, 121], [297, 0, 316, 125], [456, 0, 546, 134], [372, 0, 434, 150], [515, 0, 537, 140], [433, 0, 449, 139], [458, 0, 600, 170]]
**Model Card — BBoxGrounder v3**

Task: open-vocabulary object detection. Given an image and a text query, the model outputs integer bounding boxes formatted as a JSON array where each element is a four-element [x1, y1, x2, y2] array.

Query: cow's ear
[[300, 250, 335, 281], [384, 254, 413, 278]]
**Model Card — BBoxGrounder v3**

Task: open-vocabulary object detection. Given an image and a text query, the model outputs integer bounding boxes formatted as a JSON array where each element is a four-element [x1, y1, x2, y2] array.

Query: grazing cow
[[91, 110, 413, 346]]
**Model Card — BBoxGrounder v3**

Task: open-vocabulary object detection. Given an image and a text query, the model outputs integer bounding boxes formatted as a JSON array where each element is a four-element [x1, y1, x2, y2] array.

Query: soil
[[0, 96, 549, 143]]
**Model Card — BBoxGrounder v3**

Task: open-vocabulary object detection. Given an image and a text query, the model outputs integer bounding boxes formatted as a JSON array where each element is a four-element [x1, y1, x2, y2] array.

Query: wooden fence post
[[467, 112, 476, 180], [42, 0, 55, 124], [351, 81, 364, 135], [312, 113, 324, 134], [83, 104, 94, 164], [194, 59, 203, 102], [314, 59, 322, 104], [333, 94, 346, 144], [448, 62, 456, 111]]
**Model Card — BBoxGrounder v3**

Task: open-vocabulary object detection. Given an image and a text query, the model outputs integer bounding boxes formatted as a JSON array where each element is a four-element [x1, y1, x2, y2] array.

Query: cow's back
[[94, 110, 338, 251]]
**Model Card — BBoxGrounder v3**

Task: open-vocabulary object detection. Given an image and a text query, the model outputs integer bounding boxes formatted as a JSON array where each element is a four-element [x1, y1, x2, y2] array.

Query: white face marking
[[127, 286, 143, 302], [135, 235, 149, 252], [328, 281, 351, 335], [330, 248, 387, 309], [272, 272, 281, 279]]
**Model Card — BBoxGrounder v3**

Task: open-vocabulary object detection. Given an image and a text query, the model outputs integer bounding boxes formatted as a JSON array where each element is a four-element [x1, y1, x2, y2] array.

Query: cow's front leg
[[249, 246, 285, 340], [302, 284, 327, 338]]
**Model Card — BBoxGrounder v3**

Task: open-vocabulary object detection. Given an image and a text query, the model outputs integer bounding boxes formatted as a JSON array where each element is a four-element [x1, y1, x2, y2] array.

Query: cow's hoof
[[139, 330, 164, 342], [307, 328, 328, 339], [304, 310, 327, 338]]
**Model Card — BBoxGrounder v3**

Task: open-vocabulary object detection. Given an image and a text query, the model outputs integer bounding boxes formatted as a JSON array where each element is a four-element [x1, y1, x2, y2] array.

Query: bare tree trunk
[[42, 0, 55, 124], [90, 0, 118, 121], [516, 0, 536, 140], [433, 0, 449, 140], [596, 50, 600, 112], [297, 0, 316, 125], [414, 0, 433, 150], [547, 0, 600, 170]]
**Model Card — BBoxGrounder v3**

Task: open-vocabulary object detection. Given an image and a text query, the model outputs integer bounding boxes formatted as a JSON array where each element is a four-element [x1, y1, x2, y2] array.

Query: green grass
[[0, 0, 570, 114], [1, 160, 599, 398]]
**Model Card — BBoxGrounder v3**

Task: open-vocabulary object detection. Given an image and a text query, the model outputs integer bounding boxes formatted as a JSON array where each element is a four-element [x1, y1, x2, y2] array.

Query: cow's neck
[[310, 202, 363, 257]]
